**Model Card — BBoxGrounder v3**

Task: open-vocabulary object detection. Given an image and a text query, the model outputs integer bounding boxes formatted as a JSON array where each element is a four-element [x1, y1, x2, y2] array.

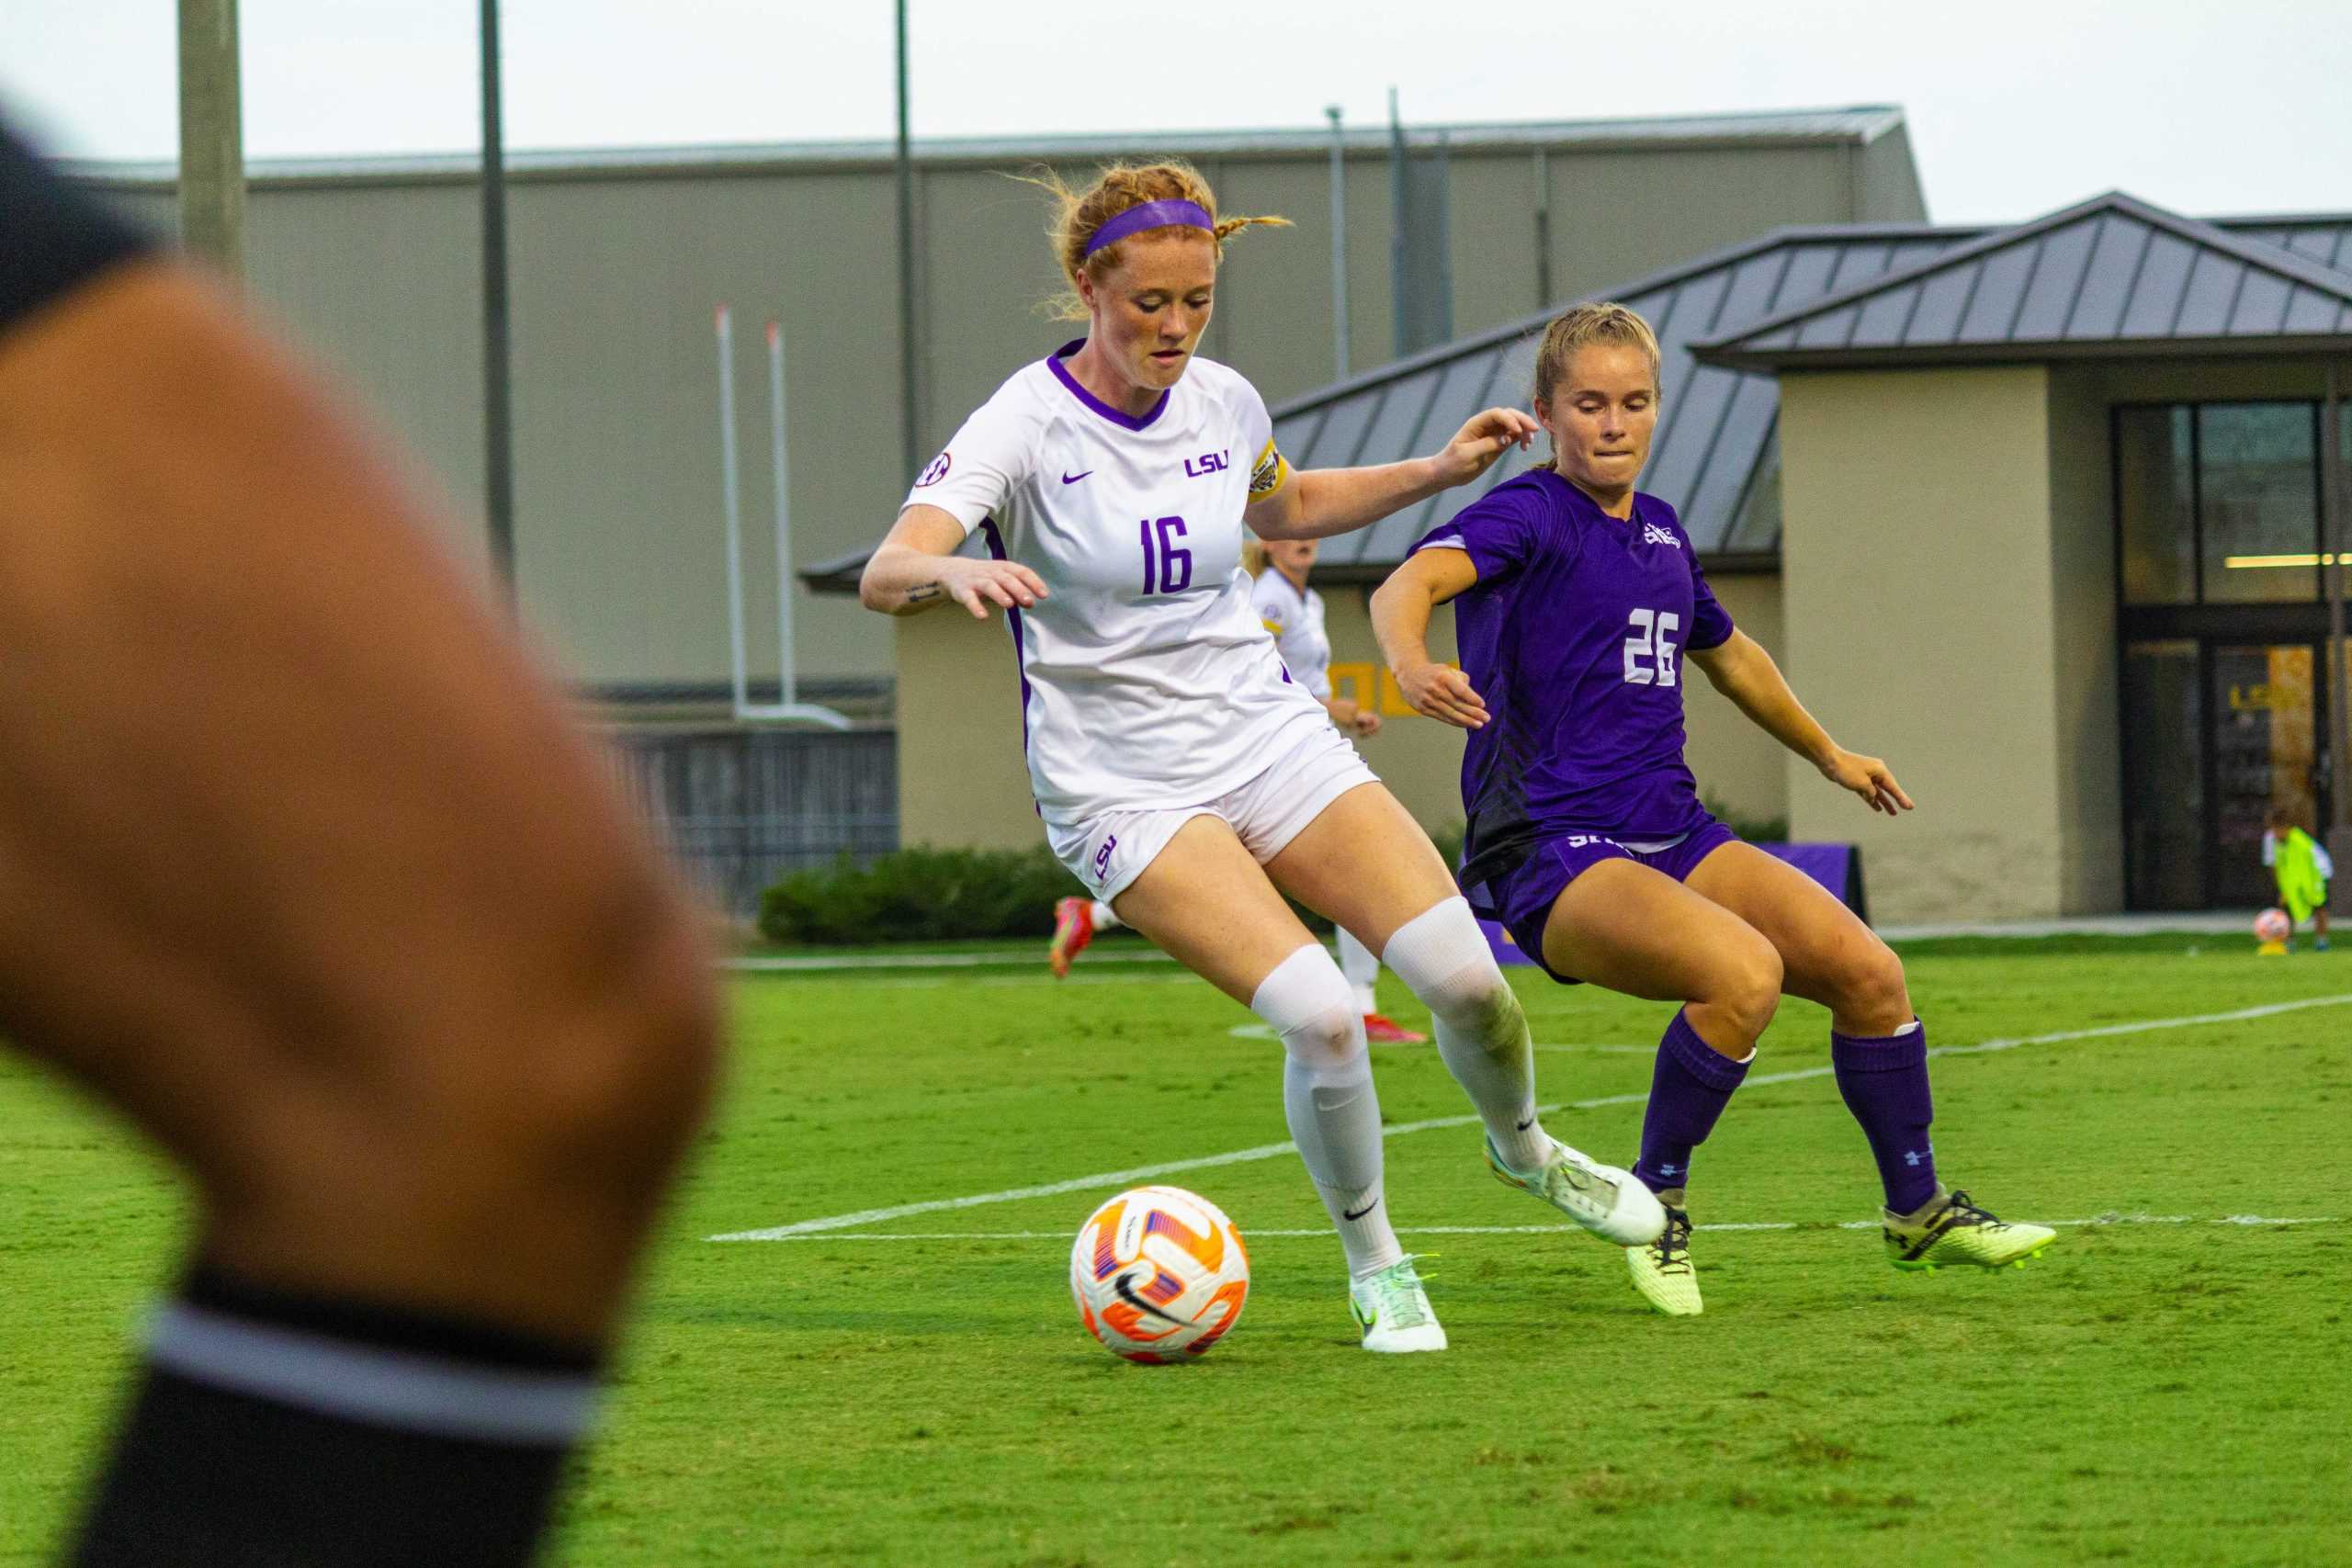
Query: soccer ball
[[2255, 908, 2291, 944], [1069, 1185, 1250, 1363]]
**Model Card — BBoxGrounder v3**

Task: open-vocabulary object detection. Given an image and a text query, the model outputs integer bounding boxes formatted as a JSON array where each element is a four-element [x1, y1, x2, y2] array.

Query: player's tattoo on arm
[[905, 582, 944, 604]]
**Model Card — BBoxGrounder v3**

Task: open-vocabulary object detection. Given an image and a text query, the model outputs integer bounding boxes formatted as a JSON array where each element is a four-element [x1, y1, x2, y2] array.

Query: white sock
[[1089, 900, 1119, 930], [1251, 943, 1403, 1279], [1383, 896, 1548, 1172], [1336, 927, 1379, 1015]]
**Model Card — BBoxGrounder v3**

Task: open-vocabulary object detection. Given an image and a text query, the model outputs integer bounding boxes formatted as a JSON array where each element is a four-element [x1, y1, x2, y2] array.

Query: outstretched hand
[[943, 557, 1049, 619], [1396, 661, 1488, 729], [1821, 748, 1913, 815], [1430, 407, 1542, 488]]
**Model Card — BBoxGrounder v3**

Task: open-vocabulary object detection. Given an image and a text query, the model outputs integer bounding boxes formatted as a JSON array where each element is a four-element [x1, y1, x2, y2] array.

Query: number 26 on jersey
[[1140, 515, 1191, 596], [1623, 608, 1681, 686]]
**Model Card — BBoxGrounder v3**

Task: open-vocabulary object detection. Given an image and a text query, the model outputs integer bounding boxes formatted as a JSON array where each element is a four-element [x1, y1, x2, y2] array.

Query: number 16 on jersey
[[1141, 515, 1191, 595]]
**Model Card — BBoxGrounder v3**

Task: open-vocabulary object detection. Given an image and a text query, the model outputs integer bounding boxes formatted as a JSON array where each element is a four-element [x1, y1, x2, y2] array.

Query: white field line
[[713, 1213, 2340, 1244], [1229, 1021, 1650, 1053], [707, 990, 2352, 1242], [727, 950, 1177, 973]]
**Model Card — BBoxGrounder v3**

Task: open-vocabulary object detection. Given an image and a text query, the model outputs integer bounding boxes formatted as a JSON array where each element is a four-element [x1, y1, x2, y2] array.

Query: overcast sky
[[6, 0, 2348, 225]]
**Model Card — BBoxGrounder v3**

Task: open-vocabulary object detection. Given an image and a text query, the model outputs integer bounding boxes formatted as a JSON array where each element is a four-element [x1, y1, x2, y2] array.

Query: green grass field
[[6, 935, 2351, 1565]]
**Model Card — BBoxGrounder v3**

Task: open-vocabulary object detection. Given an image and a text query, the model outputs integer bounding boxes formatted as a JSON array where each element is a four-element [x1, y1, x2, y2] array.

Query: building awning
[[1691, 192, 2352, 373]]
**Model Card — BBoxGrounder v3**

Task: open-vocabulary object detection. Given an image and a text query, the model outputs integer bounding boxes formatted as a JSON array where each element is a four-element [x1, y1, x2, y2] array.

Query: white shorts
[[1046, 723, 1381, 904]]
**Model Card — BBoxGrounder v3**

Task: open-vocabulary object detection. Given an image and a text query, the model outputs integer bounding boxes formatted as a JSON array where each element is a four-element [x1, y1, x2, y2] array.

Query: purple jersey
[[1412, 468, 1734, 913]]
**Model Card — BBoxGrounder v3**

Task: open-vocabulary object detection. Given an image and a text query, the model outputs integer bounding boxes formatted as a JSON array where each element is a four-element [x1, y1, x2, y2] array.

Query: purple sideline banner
[[1477, 842, 1868, 968]]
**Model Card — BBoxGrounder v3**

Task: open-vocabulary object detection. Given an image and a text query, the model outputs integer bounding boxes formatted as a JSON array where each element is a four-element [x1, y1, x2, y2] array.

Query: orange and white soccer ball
[[2256, 907, 2291, 944], [1069, 1185, 1250, 1363]]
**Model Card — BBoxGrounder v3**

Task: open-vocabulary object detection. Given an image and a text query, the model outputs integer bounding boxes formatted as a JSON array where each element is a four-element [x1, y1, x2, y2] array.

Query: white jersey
[[1250, 569, 1332, 699], [905, 342, 1329, 824]]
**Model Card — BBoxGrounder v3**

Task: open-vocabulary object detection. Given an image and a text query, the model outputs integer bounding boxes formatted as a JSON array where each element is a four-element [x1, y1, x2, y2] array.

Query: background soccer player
[[2262, 806, 2333, 951], [862, 160, 1664, 1354], [0, 122, 719, 1563], [1051, 534, 1432, 1046], [1371, 301, 2055, 1317]]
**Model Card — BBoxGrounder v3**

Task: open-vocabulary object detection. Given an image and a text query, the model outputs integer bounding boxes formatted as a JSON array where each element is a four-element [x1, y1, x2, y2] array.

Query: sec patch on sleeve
[[916, 450, 952, 487], [1248, 439, 1290, 499]]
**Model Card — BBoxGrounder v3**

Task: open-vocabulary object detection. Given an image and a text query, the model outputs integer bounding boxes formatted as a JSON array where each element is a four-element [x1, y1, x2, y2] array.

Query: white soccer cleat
[[1348, 1255, 1447, 1353], [1487, 1134, 1668, 1247]]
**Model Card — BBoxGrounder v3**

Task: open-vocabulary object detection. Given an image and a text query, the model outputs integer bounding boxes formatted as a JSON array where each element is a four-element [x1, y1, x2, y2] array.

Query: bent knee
[[1706, 941, 1784, 1043], [1832, 937, 1911, 1032], [1281, 1001, 1368, 1078]]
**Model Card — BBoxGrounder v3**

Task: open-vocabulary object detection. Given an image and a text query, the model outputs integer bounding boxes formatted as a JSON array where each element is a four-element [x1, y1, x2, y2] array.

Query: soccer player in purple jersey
[[1372, 302, 2055, 1316]]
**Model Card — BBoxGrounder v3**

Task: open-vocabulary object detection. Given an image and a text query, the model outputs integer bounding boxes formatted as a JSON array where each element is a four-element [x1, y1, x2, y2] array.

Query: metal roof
[[66, 105, 1907, 191], [1276, 221, 1987, 569], [1692, 192, 2352, 372]]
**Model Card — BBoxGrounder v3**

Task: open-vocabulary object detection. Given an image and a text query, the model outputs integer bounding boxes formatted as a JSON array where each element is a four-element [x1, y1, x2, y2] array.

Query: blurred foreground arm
[[0, 126, 718, 1568]]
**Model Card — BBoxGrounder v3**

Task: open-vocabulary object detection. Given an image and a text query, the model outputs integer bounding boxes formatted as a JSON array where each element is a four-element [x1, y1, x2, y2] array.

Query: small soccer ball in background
[[2255, 908, 2291, 945], [1069, 1185, 1250, 1363]]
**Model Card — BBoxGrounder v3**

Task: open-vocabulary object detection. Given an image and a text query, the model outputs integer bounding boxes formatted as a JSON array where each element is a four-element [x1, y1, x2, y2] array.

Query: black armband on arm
[[0, 120, 156, 339]]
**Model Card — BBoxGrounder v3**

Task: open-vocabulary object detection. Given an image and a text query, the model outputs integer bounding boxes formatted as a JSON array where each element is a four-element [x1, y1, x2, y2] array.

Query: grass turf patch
[[3, 944, 2348, 1564]]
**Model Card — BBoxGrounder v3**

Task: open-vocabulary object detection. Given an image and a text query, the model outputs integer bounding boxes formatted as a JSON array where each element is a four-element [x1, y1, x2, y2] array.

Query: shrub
[[757, 844, 1085, 945]]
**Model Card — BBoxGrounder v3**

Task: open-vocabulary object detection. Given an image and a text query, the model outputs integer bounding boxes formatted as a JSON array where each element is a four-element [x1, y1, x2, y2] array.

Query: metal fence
[[605, 728, 898, 918]]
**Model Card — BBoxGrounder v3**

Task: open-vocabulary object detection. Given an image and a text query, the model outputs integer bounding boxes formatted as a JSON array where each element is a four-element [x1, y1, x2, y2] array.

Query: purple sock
[[1831, 1021, 1938, 1213], [1631, 1009, 1749, 1196]]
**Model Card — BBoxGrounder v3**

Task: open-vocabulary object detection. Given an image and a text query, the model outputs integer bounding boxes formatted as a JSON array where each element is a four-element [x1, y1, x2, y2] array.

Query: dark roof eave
[[1696, 334, 2352, 375]]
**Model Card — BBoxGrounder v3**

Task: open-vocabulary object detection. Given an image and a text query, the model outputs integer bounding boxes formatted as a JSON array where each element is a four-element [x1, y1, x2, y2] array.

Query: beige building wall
[[896, 561, 1790, 860], [1778, 366, 2076, 922], [2046, 369, 2124, 912]]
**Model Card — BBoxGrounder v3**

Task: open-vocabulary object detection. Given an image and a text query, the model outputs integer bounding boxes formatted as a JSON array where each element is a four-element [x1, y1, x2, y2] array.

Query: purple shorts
[[1496, 819, 1739, 983]]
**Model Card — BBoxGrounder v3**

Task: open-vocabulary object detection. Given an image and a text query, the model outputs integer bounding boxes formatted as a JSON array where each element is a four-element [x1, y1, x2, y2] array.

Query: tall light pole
[[175, 0, 244, 278], [1326, 105, 1348, 381], [894, 0, 920, 484], [480, 0, 517, 600]]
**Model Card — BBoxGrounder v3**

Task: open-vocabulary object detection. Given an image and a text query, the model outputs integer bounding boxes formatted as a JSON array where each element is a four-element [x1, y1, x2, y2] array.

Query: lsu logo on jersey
[[1642, 522, 1679, 548], [915, 450, 952, 488], [1248, 439, 1291, 500]]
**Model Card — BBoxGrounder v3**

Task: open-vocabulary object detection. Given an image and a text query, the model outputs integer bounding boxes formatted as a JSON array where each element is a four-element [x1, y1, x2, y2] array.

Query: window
[[2199, 403, 2320, 604], [2117, 407, 2195, 604]]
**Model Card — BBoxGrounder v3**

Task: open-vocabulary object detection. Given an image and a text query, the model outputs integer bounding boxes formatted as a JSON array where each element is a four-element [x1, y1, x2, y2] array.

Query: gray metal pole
[[175, 0, 244, 278], [480, 0, 517, 600], [1532, 144, 1553, 309], [715, 308, 751, 716], [1387, 86, 1408, 361], [2324, 365, 2348, 844], [1326, 105, 1348, 382], [894, 0, 920, 485], [767, 321, 796, 706]]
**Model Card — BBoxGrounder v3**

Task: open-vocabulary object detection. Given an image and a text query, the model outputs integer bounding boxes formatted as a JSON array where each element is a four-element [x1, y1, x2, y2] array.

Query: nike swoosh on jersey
[[1060, 469, 1092, 484]]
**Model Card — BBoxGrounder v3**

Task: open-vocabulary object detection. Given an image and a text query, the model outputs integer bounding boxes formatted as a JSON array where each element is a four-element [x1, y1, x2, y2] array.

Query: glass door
[[2210, 644, 2323, 907], [2121, 642, 2204, 909]]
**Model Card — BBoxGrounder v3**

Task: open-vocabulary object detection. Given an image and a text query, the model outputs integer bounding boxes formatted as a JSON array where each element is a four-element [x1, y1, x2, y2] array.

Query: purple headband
[[1082, 198, 1215, 258]]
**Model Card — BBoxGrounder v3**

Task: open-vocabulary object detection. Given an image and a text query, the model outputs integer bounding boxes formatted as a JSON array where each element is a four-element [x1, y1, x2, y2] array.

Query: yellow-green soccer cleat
[[1626, 1194, 1702, 1316], [1883, 1188, 2057, 1272]]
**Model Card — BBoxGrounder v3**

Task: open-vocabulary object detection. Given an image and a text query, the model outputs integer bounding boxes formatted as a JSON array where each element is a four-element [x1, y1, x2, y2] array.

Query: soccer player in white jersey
[[861, 160, 1665, 1352], [1050, 535, 1431, 1045]]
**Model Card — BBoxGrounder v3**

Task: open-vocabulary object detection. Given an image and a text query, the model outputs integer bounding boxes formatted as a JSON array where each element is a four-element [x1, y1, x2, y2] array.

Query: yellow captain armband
[[1249, 438, 1291, 500]]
